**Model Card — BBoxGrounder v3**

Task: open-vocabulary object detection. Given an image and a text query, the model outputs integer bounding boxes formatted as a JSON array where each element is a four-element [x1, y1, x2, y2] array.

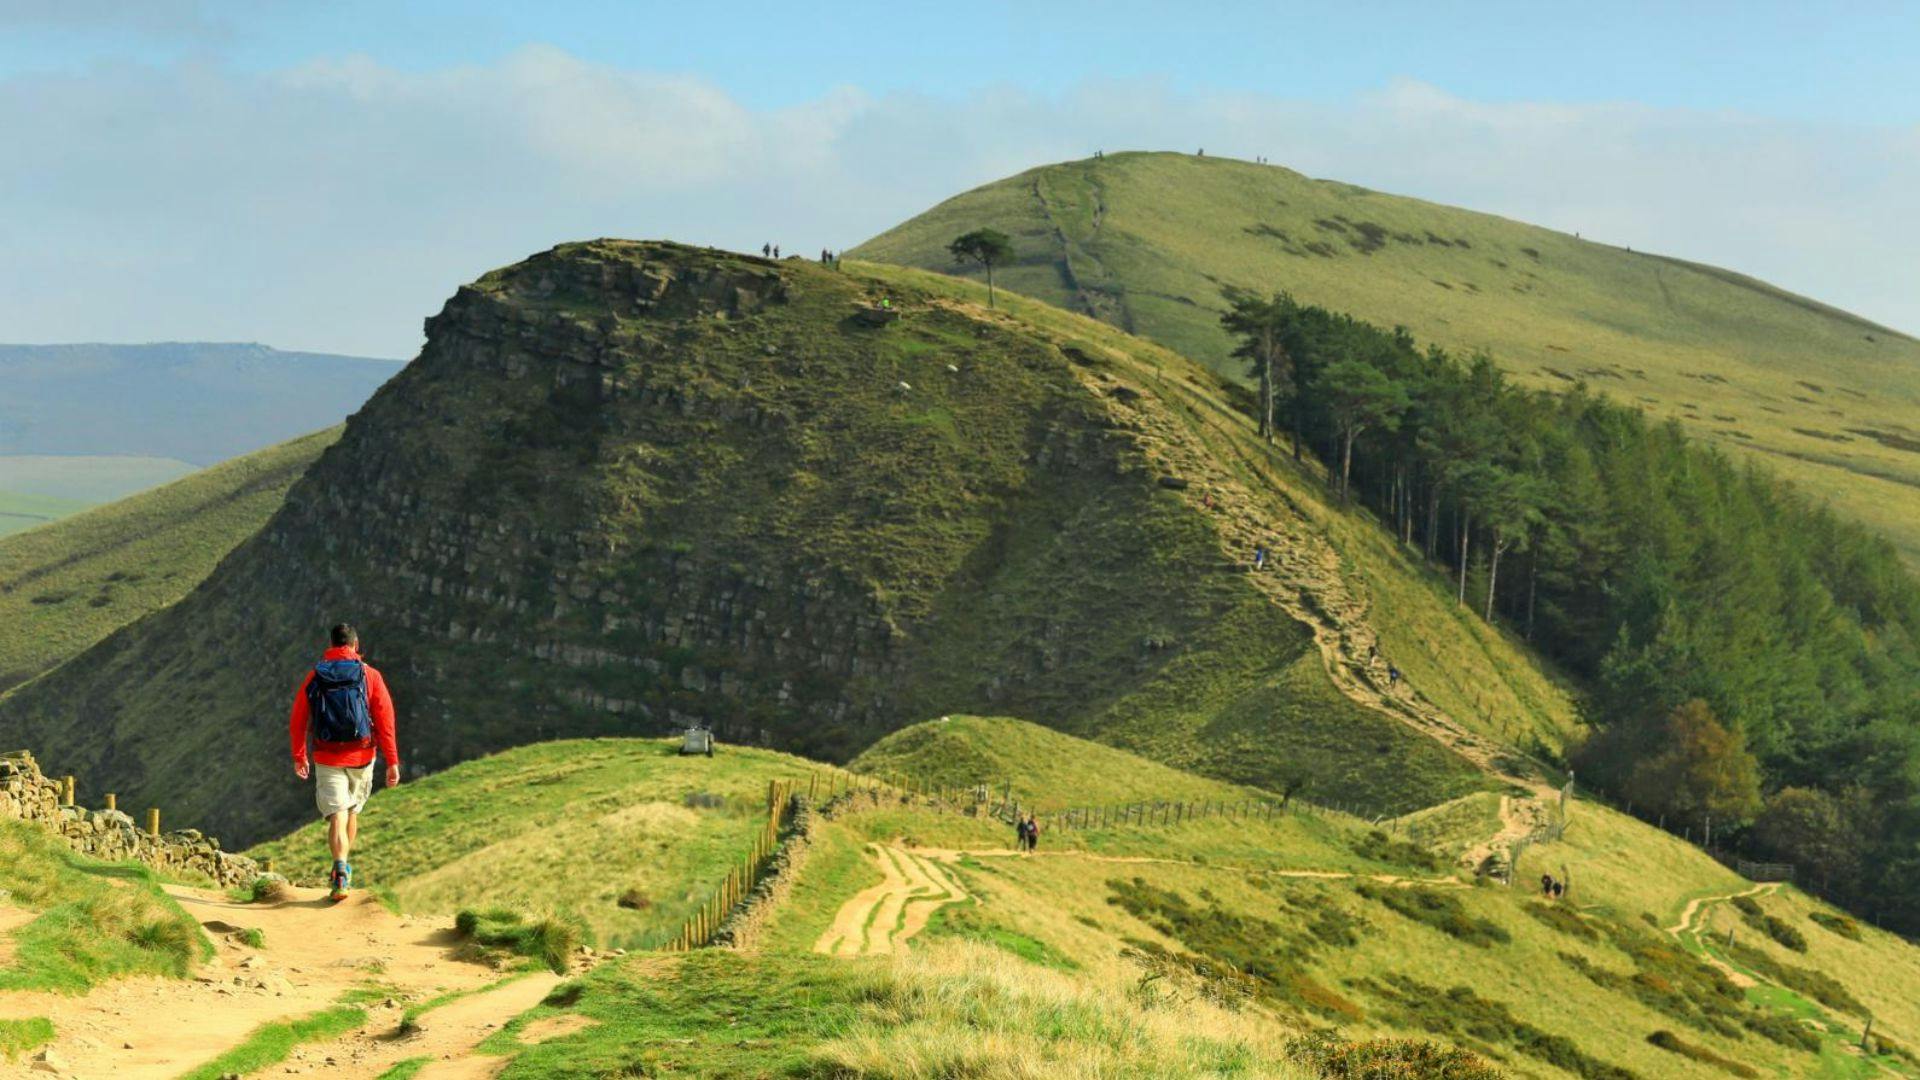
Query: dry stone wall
[[0, 750, 259, 888]]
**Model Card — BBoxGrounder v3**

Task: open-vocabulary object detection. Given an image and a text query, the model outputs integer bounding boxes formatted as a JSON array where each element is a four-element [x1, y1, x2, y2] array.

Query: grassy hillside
[[854, 260, 1583, 768], [0, 428, 335, 693], [0, 240, 1577, 847], [247, 737, 833, 951], [851, 714, 1289, 811], [852, 151, 1920, 564], [267, 726, 1920, 1079]]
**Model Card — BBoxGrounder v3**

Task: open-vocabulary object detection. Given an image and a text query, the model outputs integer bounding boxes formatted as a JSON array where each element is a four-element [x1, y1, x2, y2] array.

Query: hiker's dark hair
[[330, 623, 359, 647]]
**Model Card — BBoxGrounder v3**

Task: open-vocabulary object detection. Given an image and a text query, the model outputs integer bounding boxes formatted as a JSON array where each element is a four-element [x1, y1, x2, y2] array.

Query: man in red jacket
[[289, 623, 400, 900]]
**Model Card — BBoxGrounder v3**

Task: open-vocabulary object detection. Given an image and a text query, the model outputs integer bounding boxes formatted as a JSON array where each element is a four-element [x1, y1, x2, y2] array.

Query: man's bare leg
[[328, 811, 351, 863], [346, 811, 359, 853]]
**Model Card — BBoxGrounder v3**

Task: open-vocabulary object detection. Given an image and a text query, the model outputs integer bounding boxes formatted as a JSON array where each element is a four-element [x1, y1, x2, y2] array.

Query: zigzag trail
[[813, 843, 968, 957], [1665, 882, 1781, 990], [813, 843, 1466, 960]]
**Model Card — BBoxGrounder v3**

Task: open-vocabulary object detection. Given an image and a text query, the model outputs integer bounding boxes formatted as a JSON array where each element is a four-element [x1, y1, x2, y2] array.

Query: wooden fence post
[[147, 807, 160, 838], [61, 776, 74, 807], [105, 793, 117, 812]]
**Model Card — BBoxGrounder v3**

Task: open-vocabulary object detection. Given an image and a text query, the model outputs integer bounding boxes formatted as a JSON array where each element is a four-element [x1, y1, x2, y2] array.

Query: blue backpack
[[307, 660, 372, 743]]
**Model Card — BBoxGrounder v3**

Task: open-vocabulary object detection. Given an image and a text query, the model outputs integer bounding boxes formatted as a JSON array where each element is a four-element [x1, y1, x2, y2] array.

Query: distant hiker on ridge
[[289, 623, 400, 901], [762, 243, 771, 258], [1025, 813, 1041, 852]]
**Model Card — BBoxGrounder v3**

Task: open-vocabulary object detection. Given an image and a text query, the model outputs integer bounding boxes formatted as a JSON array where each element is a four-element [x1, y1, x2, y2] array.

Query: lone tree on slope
[[948, 228, 1015, 309]]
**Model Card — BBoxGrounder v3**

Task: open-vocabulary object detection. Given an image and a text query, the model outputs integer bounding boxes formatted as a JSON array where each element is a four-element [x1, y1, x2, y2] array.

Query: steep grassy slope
[[854, 260, 1582, 769], [0, 428, 335, 694], [852, 151, 1920, 563], [0, 240, 1563, 846], [248, 738, 830, 951]]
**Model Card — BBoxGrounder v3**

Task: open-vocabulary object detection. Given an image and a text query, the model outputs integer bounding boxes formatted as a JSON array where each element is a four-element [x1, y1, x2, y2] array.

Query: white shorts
[[315, 763, 375, 819]]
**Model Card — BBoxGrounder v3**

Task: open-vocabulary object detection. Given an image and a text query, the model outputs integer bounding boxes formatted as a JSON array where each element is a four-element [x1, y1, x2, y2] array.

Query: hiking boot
[[329, 861, 351, 900]]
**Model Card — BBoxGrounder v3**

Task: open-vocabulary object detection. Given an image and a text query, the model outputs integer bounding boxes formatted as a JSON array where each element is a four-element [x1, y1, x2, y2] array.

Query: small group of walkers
[[1015, 814, 1042, 852], [759, 243, 841, 266], [1540, 873, 1567, 900], [288, 622, 402, 901]]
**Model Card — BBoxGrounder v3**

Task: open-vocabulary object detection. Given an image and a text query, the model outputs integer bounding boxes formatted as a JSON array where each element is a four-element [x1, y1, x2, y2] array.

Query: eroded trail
[[0, 885, 550, 1079], [814, 842, 1466, 960], [813, 844, 969, 957], [1665, 883, 1781, 989]]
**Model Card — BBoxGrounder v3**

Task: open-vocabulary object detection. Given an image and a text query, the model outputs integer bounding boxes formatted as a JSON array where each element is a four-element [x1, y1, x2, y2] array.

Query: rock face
[[0, 240, 1309, 846], [0, 750, 258, 887]]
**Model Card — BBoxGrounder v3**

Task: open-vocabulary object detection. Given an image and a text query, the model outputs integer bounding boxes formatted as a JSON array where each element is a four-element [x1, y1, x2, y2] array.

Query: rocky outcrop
[[0, 750, 259, 888]]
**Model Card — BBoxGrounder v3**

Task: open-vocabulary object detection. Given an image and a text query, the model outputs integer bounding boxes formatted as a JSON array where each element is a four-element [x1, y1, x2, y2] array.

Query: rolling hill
[[0, 240, 1581, 847], [850, 151, 1920, 562], [0, 427, 336, 694], [197, 717, 1920, 1079]]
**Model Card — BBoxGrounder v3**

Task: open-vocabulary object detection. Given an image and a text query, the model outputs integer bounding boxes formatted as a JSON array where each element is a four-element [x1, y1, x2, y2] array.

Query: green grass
[[853, 150, 1920, 565], [376, 1059, 432, 1080], [851, 714, 1306, 811], [0, 819, 208, 993], [175, 1005, 366, 1080], [0, 489, 93, 538], [249, 737, 826, 950], [0, 1017, 54, 1060], [454, 908, 578, 974], [0, 427, 333, 692], [491, 947, 1310, 1079]]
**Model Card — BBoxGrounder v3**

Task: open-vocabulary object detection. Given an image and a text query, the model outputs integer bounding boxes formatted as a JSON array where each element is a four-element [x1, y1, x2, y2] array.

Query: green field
[[853, 151, 1920, 565], [0, 428, 334, 693], [0, 454, 199, 506], [0, 490, 92, 538]]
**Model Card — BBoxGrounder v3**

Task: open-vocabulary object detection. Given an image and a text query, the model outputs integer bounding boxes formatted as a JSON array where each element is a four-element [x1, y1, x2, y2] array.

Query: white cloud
[[0, 48, 1913, 356]]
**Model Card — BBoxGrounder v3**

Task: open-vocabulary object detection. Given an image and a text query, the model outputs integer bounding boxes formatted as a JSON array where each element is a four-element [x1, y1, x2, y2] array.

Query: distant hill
[[0, 240, 1585, 846], [851, 151, 1920, 562], [0, 342, 396, 513], [0, 428, 335, 693]]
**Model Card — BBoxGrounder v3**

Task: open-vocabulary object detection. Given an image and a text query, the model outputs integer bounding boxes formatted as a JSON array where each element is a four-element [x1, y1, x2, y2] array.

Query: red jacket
[[289, 646, 400, 769]]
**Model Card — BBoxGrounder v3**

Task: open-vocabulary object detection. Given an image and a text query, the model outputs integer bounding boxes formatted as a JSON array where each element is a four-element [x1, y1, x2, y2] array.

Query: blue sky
[[0, 1, 1914, 354], [8, 2, 1918, 122]]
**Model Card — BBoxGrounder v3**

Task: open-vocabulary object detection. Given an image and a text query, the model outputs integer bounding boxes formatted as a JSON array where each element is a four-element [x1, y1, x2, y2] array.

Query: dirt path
[[303, 971, 570, 1080], [1665, 883, 1780, 989], [812, 844, 969, 957], [0, 885, 547, 1079], [1458, 793, 1556, 874]]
